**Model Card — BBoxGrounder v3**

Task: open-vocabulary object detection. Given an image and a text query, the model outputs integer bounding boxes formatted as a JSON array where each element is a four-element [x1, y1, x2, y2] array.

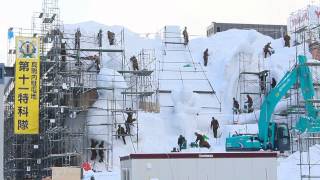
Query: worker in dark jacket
[[107, 30, 115, 45], [177, 135, 187, 150], [233, 97, 240, 114], [61, 42, 67, 62], [93, 54, 100, 72], [90, 139, 99, 161], [245, 95, 253, 113], [203, 48, 209, 66], [259, 72, 268, 93], [97, 29, 103, 47], [271, 77, 277, 88], [98, 141, 105, 163], [284, 34, 291, 47], [130, 56, 139, 70], [75, 28, 81, 49], [210, 117, 220, 138], [194, 132, 210, 149], [125, 108, 136, 135], [263, 42, 273, 58], [117, 125, 126, 145], [182, 27, 189, 45]]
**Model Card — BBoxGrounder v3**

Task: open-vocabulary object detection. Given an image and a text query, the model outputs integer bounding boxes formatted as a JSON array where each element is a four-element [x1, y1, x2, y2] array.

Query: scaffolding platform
[[111, 109, 138, 113], [193, 90, 215, 94], [158, 90, 172, 93], [164, 42, 185, 45], [240, 92, 262, 95], [121, 91, 154, 96], [67, 48, 124, 53], [306, 62, 320, 66], [239, 70, 269, 75], [118, 70, 153, 76], [293, 26, 307, 34], [304, 99, 320, 103]]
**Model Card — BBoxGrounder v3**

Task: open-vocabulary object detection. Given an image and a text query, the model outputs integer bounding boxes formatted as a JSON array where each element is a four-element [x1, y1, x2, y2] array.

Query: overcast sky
[[0, 0, 314, 62]]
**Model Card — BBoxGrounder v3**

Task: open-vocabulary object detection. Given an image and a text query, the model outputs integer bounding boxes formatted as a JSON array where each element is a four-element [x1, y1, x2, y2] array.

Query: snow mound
[[64, 21, 312, 180]]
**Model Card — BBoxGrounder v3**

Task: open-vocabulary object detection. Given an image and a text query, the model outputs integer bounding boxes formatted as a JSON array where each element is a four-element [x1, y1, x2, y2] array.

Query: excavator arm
[[259, 55, 317, 148], [226, 55, 318, 151]]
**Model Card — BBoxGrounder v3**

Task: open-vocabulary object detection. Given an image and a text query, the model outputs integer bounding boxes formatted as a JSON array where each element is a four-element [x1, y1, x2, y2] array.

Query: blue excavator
[[226, 55, 320, 151]]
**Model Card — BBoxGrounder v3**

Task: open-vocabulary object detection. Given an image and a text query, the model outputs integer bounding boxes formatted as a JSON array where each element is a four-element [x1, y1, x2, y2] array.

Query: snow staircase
[[158, 26, 221, 112]]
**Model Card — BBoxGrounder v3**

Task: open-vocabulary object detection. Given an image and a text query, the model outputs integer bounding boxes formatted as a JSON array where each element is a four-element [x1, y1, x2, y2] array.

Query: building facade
[[207, 22, 287, 39]]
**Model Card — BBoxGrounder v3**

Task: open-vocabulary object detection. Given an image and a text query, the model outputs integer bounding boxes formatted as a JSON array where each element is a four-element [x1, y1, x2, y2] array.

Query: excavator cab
[[267, 122, 290, 151], [274, 123, 290, 151]]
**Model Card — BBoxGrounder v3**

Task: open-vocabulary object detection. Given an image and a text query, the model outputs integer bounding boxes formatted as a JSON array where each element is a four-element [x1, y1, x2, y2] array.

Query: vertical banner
[[14, 36, 40, 134]]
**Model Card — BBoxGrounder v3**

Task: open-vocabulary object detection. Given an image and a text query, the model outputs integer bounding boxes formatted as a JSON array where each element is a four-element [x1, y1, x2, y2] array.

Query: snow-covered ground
[[67, 21, 319, 180]]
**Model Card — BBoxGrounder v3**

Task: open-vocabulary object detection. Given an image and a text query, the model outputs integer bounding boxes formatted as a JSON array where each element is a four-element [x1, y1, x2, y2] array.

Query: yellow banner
[[14, 37, 40, 134]]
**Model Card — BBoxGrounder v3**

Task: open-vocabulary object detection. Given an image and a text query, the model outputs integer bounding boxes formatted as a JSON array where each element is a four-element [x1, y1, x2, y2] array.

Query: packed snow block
[[139, 101, 160, 113], [63, 88, 98, 108], [120, 152, 277, 180], [51, 167, 81, 180]]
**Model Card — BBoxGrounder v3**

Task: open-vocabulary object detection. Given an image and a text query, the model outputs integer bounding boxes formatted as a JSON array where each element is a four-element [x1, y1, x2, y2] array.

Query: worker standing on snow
[[130, 56, 139, 70], [233, 97, 240, 114], [210, 117, 220, 138], [194, 132, 210, 149], [117, 125, 127, 145], [182, 27, 189, 45], [284, 33, 291, 47], [203, 48, 209, 66], [263, 42, 273, 58], [177, 135, 187, 151], [245, 95, 253, 113], [98, 141, 105, 163]]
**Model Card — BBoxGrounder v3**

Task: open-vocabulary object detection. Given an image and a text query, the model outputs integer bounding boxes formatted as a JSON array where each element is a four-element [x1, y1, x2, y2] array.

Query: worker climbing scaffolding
[[125, 108, 136, 135], [259, 71, 268, 93], [107, 30, 115, 45], [93, 54, 100, 72], [90, 139, 98, 161], [233, 97, 240, 114], [75, 28, 81, 49], [98, 141, 105, 163], [117, 125, 126, 145]]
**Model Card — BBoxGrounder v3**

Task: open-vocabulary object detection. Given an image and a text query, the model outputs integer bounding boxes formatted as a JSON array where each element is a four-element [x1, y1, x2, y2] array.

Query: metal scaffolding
[[234, 52, 269, 123]]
